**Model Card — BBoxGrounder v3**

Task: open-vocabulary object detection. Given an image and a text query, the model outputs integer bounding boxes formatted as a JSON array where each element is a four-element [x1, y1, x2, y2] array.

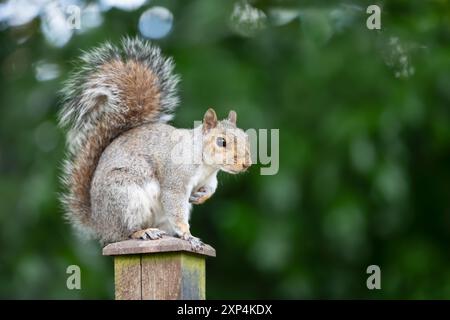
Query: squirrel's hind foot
[[131, 228, 166, 240], [181, 233, 205, 252]]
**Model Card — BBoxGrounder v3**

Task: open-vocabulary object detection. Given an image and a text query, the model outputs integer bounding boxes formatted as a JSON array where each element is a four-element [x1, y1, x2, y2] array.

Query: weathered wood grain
[[114, 255, 141, 300], [180, 253, 205, 300], [104, 237, 214, 300], [141, 252, 181, 300], [140, 252, 206, 300], [103, 237, 216, 257]]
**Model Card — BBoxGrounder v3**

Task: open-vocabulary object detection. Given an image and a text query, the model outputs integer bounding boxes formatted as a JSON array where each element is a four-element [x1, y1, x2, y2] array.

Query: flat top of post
[[102, 237, 216, 257]]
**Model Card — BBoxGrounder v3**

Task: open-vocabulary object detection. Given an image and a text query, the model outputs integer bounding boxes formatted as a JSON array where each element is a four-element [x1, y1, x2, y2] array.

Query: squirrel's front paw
[[189, 187, 211, 205], [131, 228, 166, 240], [181, 233, 204, 252]]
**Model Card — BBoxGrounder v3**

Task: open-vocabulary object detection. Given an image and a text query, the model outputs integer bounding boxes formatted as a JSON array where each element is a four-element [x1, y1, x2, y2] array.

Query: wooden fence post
[[103, 237, 216, 300]]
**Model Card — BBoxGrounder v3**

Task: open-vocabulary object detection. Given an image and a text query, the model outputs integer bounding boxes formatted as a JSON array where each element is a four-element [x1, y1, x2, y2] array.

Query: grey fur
[[59, 37, 179, 153], [58, 38, 252, 246], [58, 37, 180, 237]]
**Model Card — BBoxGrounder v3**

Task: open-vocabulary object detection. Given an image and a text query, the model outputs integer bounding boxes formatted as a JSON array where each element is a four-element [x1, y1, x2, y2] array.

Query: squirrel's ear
[[228, 110, 237, 125], [203, 108, 218, 131]]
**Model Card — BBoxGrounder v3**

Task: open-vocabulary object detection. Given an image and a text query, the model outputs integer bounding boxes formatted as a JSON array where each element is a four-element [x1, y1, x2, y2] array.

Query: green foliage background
[[0, 0, 449, 299]]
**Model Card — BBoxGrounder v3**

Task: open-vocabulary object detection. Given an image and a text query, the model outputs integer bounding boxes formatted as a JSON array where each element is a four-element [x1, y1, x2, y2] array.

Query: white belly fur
[[129, 165, 216, 234]]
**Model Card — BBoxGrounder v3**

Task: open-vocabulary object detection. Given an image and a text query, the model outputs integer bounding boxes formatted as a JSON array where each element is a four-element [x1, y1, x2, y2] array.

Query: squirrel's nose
[[242, 163, 250, 170]]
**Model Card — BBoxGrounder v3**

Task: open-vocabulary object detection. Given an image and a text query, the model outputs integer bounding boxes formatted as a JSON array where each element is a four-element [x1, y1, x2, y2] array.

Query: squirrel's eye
[[216, 137, 226, 148]]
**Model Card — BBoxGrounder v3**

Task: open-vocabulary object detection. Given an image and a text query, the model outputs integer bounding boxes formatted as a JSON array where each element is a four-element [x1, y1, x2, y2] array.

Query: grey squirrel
[[58, 37, 252, 249]]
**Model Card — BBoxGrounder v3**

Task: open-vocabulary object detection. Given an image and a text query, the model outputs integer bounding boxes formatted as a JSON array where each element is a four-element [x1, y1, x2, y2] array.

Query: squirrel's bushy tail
[[58, 37, 179, 235]]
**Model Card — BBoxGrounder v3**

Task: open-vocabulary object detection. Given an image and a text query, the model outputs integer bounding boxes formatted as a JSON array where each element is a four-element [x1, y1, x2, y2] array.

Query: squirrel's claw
[[189, 187, 211, 205], [181, 233, 205, 252], [188, 236, 205, 252], [131, 228, 166, 240]]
